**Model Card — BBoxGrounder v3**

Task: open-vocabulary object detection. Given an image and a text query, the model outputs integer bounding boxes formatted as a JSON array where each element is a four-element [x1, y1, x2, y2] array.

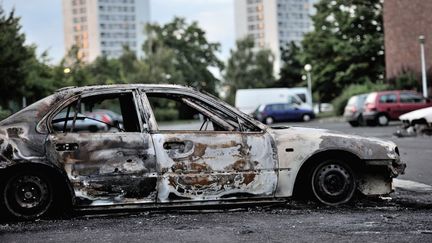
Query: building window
[[256, 4, 263, 11]]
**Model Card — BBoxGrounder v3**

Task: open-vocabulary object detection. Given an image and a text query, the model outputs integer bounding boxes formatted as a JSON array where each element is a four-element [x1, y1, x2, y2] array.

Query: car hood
[[268, 126, 399, 161], [399, 107, 432, 123]]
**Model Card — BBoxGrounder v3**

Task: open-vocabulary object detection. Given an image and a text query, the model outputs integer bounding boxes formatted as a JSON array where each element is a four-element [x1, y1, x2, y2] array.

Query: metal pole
[[307, 71, 313, 106], [22, 96, 27, 108], [419, 35, 428, 97]]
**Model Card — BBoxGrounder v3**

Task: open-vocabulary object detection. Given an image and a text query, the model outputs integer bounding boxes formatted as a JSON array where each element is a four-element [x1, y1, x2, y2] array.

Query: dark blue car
[[253, 103, 315, 124]]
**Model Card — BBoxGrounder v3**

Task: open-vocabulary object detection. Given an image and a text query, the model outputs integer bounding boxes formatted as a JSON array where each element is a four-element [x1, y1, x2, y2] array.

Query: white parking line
[[393, 179, 432, 192]]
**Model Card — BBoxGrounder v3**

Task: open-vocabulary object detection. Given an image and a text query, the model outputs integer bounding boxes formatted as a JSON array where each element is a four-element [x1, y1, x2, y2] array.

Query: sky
[[1, 0, 235, 64]]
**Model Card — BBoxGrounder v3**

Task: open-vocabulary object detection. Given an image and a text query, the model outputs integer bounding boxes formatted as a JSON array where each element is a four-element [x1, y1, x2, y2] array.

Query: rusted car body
[[0, 85, 406, 219]]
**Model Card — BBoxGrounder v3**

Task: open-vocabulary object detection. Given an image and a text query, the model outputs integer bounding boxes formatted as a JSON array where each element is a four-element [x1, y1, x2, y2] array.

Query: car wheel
[[2, 171, 53, 219], [302, 114, 312, 122], [348, 121, 359, 127], [265, 117, 274, 125], [311, 160, 356, 206], [376, 114, 389, 126]]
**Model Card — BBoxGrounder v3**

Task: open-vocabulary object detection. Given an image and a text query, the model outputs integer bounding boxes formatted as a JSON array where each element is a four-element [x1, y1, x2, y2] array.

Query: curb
[[393, 179, 432, 192]]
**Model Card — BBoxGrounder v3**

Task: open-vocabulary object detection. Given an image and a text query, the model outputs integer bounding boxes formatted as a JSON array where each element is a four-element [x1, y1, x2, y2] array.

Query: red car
[[363, 90, 432, 126]]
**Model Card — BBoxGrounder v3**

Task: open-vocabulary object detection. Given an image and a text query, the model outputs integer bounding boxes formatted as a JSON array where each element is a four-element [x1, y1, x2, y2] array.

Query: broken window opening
[[146, 93, 259, 132], [51, 92, 141, 133]]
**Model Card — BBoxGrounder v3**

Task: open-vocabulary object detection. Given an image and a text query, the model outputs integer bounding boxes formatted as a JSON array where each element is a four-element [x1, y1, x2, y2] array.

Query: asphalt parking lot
[[1, 119, 431, 242]]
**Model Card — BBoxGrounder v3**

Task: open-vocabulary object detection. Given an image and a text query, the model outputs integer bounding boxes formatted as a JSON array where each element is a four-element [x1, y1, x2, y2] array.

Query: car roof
[[264, 103, 291, 106], [55, 84, 195, 94], [374, 90, 418, 94]]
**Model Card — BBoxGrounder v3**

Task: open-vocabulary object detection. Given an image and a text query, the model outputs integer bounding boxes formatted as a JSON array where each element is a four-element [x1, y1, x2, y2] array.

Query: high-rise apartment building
[[62, 0, 150, 62], [234, 0, 315, 72]]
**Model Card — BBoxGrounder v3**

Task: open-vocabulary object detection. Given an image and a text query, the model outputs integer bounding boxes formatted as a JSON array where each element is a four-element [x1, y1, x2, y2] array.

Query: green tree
[[137, 36, 184, 84], [117, 45, 140, 83], [0, 8, 32, 108], [57, 45, 91, 88], [276, 41, 304, 88], [224, 36, 275, 104], [22, 48, 57, 102], [143, 17, 223, 94], [301, 0, 385, 102], [86, 55, 122, 85]]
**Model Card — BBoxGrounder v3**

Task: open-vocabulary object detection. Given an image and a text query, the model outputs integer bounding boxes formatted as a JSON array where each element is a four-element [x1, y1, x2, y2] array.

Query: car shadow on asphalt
[[1, 188, 430, 225]]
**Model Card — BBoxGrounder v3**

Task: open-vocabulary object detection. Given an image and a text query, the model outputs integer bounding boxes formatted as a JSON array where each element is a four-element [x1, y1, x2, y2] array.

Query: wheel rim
[[312, 162, 355, 205], [303, 114, 311, 122], [265, 117, 274, 125], [378, 115, 388, 125], [4, 174, 52, 218]]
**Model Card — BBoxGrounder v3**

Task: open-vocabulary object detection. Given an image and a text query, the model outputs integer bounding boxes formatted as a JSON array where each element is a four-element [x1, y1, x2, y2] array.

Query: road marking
[[393, 179, 432, 192]]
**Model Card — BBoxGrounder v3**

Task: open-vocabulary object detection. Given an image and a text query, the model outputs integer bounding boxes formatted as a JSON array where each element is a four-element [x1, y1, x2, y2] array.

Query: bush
[[389, 70, 420, 91], [0, 106, 11, 120], [332, 82, 389, 115]]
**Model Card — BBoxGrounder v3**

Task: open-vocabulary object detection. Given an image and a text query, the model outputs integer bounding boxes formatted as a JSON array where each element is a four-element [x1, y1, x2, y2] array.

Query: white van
[[235, 88, 312, 115]]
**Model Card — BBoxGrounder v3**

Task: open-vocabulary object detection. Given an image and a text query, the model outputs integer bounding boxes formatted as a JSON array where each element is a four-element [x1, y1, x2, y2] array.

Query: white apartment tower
[[234, 0, 315, 72], [62, 0, 150, 62]]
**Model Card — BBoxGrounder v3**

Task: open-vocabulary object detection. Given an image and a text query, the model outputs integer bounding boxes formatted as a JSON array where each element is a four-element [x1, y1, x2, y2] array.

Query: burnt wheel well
[[0, 163, 73, 214], [292, 150, 362, 198]]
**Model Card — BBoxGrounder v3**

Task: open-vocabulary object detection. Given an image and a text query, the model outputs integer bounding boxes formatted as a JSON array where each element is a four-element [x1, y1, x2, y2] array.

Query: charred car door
[[141, 90, 278, 203], [45, 90, 158, 206]]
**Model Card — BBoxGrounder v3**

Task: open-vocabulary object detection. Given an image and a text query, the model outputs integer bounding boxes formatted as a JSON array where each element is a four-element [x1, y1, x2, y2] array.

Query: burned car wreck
[[0, 85, 406, 219]]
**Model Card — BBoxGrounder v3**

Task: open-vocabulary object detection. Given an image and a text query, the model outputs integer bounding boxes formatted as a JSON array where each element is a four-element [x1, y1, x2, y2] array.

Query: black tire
[[2, 171, 54, 220], [376, 113, 389, 126], [348, 121, 359, 127], [310, 160, 356, 206]]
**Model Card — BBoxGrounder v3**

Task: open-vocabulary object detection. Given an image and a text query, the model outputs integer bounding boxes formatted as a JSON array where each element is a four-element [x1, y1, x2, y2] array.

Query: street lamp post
[[419, 35, 428, 98], [304, 64, 313, 107]]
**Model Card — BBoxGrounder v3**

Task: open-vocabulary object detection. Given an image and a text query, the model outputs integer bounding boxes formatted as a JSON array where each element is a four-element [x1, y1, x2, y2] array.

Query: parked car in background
[[343, 94, 369, 127], [395, 107, 432, 137], [0, 85, 405, 220], [362, 90, 432, 126], [235, 88, 311, 115], [253, 103, 315, 124], [93, 109, 123, 127]]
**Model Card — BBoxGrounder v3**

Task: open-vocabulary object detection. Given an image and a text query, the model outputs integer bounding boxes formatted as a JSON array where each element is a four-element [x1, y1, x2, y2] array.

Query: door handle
[[56, 143, 79, 151]]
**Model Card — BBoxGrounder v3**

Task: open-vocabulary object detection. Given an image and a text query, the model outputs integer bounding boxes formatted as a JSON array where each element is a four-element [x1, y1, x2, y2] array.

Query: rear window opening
[[51, 92, 140, 133]]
